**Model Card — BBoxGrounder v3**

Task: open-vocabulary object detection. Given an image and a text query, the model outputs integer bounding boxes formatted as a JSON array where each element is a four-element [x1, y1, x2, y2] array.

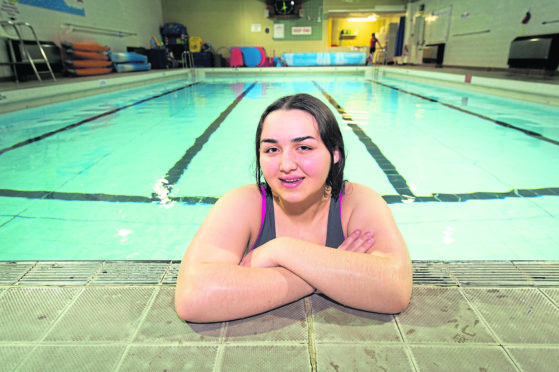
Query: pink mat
[[257, 47, 267, 67], [230, 47, 244, 67]]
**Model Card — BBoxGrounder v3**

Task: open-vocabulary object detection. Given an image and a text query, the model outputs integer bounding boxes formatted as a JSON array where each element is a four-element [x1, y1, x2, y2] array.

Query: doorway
[[327, 11, 405, 57]]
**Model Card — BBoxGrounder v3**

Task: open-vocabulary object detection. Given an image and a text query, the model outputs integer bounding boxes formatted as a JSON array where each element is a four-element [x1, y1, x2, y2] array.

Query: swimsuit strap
[[251, 189, 344, 250], [338, 191, 343, 221], [325, 192, 345, 248], [251, 186, 267, 251]]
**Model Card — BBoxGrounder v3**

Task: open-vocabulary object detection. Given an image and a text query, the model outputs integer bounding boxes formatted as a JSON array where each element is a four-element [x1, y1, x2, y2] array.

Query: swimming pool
[[1, 72, 558, 261]]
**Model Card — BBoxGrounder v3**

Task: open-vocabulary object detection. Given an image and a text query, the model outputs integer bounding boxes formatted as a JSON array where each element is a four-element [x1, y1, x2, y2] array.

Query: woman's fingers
[[239, 251, 252, 267], [339, 230, 375, 253]]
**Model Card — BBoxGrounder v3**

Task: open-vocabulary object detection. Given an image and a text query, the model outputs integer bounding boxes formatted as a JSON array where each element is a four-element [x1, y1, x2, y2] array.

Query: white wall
[[0, 0, 163, 78], [405, 0, 559, 69]]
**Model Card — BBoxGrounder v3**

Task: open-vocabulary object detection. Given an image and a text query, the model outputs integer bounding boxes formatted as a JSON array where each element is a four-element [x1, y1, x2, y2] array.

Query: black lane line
[[153, 82, 257, 202], [0, 189, 218, 205], [314, 81, 416, 198], [2, 81, 557, 206], [371, 80, 559, 147], [0, 82, 200, 156], [0, 83, 255, 207], [163, 82, 256, 185], [1, 188, 557, 205]]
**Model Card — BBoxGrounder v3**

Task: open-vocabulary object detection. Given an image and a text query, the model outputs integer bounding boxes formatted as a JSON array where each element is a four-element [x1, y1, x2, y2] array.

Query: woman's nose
[[279, 150, 297, 172]]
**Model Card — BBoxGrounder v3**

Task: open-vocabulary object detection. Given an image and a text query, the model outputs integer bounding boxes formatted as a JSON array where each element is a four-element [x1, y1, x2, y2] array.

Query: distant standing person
[[366, 33, 383, 65]]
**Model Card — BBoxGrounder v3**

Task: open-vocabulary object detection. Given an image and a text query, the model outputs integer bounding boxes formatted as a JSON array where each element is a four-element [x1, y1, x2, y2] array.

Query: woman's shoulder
[[343, 182, 383, 201], [341, 182, 387, 214], [340, 183, 397, 238], [217, 184, 263, 208], [209, 185, 264, 243]]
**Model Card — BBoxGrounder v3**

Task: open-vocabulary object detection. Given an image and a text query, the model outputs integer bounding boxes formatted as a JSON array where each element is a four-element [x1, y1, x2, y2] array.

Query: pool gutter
[[1, 66, 558, 114]]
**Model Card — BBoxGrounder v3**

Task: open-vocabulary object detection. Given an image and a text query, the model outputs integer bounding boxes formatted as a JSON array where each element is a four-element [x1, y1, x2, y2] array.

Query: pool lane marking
[[0, 187, 557, 205], [0, 188, 218, 204], [0, 82, 200, 156], [155, 82, 257, 200], [313, 81, 416, 199], [370, 80, 559, 147]]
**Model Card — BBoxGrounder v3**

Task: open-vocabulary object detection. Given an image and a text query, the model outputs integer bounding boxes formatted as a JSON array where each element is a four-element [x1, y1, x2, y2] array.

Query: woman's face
[[259, 109, 339, 203]]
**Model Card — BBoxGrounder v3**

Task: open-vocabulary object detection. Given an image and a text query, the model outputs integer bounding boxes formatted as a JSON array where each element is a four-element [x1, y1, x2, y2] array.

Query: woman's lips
[[279, 177, 305, 188]]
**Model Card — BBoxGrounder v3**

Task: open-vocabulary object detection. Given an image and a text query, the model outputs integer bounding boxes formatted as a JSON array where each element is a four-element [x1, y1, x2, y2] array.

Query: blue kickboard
[[114, 63, 151, 73], [109, 52, 148, 63]]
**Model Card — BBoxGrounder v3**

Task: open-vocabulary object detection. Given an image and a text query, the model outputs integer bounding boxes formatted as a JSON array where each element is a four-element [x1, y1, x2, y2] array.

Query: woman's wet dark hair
[[255, 93, 346, 199]]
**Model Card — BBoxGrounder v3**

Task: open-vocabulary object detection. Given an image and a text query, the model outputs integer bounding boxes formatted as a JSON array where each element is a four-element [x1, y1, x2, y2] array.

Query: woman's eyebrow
[[260, 138, 278, 144], [292, 136, 316, 142], [260, 136, 316, 144]]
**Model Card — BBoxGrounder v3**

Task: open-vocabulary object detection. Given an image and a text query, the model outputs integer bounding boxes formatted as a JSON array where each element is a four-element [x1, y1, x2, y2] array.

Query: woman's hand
[[338, 230, 375, 253]]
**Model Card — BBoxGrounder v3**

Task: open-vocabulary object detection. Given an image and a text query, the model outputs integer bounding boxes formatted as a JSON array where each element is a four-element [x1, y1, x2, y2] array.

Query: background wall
[[162, 0, 559, 69], [405, 0, 559, 69], [161, 0, 407, 58], [0, 0, 163, 78]]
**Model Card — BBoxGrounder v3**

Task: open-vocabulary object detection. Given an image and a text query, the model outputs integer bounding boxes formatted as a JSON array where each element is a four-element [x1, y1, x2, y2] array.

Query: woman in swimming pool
[[174, 93, 412, 323]]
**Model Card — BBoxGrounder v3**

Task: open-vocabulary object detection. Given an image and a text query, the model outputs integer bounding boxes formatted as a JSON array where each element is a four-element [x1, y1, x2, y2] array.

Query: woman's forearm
[[175, 262, 314, 322], [271, 237, 412, 313]]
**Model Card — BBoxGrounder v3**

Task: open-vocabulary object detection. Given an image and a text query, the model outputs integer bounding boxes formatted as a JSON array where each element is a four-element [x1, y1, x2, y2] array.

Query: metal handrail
[[62, 23, 136, 37], [0, 21, 56, 83], [182, 50, 194, 70]]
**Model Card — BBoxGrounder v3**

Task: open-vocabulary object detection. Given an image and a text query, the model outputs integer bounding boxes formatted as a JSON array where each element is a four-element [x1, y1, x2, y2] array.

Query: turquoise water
[[1, 74, 558, 260]]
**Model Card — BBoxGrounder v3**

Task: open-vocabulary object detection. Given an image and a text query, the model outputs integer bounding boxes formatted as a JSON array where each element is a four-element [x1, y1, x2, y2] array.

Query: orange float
[[62, 40, 113, 76], [66, 67, 113, 76], [61, 41, 109, 52]]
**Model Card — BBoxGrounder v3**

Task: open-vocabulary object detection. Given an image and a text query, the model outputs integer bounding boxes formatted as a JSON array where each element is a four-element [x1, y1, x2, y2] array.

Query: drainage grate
[[161, 262, 180, 285], [514, 261, 559, 286], [89, 261, 171, 285], [412, 261, 457, 286], [0, 261, 36, 285], [446, 261, 533, 287], [16, 261, 102, 286], [1, 261, 558, 287]]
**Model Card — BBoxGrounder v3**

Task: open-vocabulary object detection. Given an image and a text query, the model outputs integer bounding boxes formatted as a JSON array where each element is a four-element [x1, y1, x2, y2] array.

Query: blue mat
[[281, 52, 366, 66], [114, 63, 151, 73], [109, 52, 148, 63]]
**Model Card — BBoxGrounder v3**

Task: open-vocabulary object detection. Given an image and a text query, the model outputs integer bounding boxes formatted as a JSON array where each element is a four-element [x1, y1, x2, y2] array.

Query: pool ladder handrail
[[372, 45, 387, 80], [373, 46, 388, 66], [181, 50, 194, 69], [0, 20, 57, 83]]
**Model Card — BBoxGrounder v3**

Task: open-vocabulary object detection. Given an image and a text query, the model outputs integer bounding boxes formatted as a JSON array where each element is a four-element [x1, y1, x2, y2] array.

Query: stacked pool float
[[62, 41, 113, 76], [108, 52, 151, 73]]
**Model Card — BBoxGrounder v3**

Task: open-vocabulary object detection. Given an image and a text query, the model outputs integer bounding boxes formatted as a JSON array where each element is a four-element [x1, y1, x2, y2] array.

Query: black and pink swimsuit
[[251, 188, 345, 250]]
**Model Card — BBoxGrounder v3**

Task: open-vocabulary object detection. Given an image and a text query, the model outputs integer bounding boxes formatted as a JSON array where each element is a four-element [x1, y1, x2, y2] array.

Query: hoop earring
[[323, 185, 332, 198]]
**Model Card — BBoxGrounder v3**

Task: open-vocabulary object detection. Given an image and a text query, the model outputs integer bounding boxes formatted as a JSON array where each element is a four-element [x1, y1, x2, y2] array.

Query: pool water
[[1, 74, 558, 260]]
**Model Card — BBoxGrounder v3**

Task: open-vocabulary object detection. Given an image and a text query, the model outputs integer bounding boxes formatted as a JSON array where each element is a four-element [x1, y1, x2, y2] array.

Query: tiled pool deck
[[1, 260, 558, 371]]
